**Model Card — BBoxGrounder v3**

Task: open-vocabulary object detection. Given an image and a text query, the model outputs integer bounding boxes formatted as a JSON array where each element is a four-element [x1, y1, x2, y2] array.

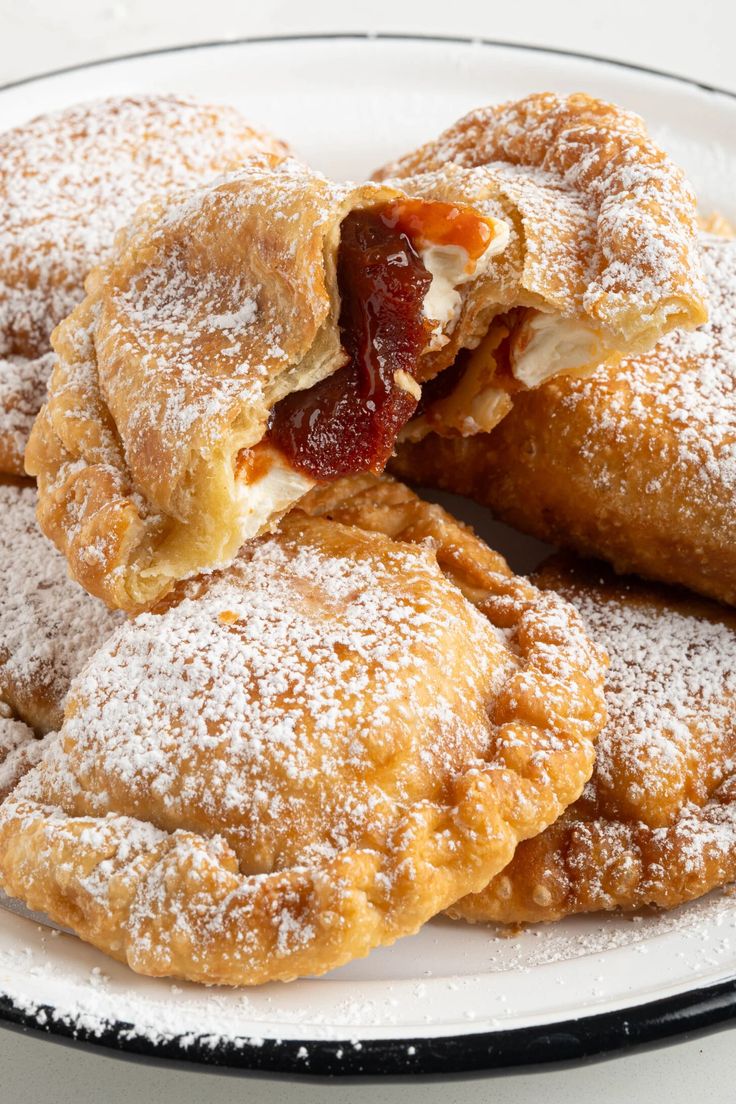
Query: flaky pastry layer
[[394, 234, 736, 606], [0, 94, 286, 474], [376, 91, 706, 439]]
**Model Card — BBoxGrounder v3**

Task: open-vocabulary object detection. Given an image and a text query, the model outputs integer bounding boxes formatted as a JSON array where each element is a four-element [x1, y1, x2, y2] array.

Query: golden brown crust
[[0, 353, 54, 475], [0, 482, 121, 733], [393, 235, 736, 607], [0, 94, 287, 360], [0, 94, 286, 477], [376, 92, 705, 352], [0, 477, 606, 984], [451, 556, 736, 925], [27, 162, 462, 611], [28, 93, 705, 615], [376, 93, 705, 445], [0, 704, 49, 804]]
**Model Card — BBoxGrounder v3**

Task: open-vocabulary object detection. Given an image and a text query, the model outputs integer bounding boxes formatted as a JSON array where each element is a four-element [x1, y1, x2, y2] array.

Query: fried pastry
[[393, 234, 736, 606], [0, 352, 54, 475], [27, 159, 509, 610], [0, 704, 51, 804], [0, 94, 286, 474], [0, 477, 606, 984], [0, 482, 121, 732], [375, 92, 706, 441], [451, 556, 736, 924]]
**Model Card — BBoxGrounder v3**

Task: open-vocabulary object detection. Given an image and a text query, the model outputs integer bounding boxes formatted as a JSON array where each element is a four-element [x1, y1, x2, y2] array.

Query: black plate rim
[[1, 976, 736, 1078], [0, 31, 735, 1076], [0, 30, 734, 100]]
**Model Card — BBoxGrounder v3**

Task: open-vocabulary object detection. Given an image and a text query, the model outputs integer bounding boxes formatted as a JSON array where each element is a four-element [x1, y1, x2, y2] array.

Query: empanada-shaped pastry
[[375, 92, 706, 441], [0, 94, 286, 474], [394, 234, 736, 606], [27, 159, 509, 610], [0, 482, 120, 732], [0, 477, 606, 985], [452, 557, 736, 924]]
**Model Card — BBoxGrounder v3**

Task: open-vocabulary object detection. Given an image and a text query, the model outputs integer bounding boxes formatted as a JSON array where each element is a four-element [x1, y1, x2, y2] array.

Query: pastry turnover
[[452, 557, 736, 924], [27, 159, 509, 611], [0, 477, 606, 985], [375, 92, 706, 441], [0, 94, 286, 474], [0, 482, 121, 733], [394, 234, 736, 606]]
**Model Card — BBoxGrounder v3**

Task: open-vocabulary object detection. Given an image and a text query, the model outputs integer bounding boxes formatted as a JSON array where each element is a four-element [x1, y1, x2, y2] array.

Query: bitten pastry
[[0, 477, 606, 985], [451, 556, 736, 924], [27, 159, 509, 610], [394, 233, 736, 606], [0, 482, 121, 732], [375, 92, 706, 441], [0, 94, 287, 473]]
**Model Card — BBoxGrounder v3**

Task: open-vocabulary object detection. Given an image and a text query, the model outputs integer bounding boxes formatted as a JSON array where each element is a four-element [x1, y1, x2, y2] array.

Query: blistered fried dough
[[0, 95, 286, 474], [393, 234, 736, 606], [451, 556, 736, 925], [375, 92, 706, 440], [0, 478, 606, 985], [26, 160, 509, 611], [0, 704, 53, 804], [0, 483, 121, 733]]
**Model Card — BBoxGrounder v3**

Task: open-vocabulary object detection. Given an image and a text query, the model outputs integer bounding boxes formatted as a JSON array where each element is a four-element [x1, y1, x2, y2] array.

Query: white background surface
[[1, 3, 735, 1102]]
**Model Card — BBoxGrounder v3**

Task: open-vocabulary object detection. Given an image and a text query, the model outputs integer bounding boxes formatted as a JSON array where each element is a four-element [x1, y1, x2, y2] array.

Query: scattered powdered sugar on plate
[[0, 891, 735, 1048]]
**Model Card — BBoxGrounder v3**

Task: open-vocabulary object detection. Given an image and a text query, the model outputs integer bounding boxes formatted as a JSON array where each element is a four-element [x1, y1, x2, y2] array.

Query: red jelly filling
[[269, 200, 493, 480]]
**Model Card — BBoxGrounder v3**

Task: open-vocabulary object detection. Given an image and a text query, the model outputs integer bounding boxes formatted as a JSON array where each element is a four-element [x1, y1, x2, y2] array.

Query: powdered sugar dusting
[[0, 94, 285, 359], [574, 235, 736, 497], [43, 525, 510, 869], [0, 483, 121, 732], [378, 92, 705, 338], [94, 159, 358, 460], [573, 583, 736, 821], [0, 890, 734, 1050], [0, 704, 47, 802], [543, 569, 736, 908], [0, 352, 54, 470]]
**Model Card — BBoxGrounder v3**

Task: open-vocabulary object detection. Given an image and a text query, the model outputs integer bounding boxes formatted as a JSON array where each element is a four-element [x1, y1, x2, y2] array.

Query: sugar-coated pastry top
[[0, 94, 287, 359], [0, 482, 121, 733], [377, 92, 706, 354], [0, 477, 606, 984], [391, 234, 736, 606], [576, 234, 736, 501], [452, 557, 736, 924], [0, 352, 54, 474], [25, 158, 510, 611], [0, 703, 49, 804]]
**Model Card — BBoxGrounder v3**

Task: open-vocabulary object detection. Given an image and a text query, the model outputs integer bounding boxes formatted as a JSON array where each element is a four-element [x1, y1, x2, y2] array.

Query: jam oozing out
[[269, 200, 492, 480]]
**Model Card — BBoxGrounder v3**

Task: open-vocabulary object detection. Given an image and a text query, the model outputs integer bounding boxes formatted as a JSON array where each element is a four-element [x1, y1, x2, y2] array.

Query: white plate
[[1, 34, 736, 1077]]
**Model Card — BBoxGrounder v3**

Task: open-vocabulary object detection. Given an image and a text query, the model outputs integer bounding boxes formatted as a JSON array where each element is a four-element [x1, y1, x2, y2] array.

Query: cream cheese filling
[[235, 444, 315, 540], [419, 218, 510, 349], [510, 310, 605, 387]]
